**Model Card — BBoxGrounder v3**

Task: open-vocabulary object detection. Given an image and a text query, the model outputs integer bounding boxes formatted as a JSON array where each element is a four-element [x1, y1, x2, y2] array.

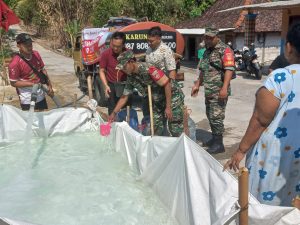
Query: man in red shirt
[[99, 32, 127, 114], [8, 33, 54, 111]]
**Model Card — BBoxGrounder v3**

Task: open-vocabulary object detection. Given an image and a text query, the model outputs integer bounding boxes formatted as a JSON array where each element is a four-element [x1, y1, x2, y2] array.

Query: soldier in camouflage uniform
[[108, 50, 185, 137], [191, 27, 235, 154], [146, 26, 177, 79]]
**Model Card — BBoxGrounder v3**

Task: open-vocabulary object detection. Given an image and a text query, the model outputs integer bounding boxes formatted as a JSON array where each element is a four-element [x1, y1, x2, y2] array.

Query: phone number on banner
[[125, 42, 176, 50]]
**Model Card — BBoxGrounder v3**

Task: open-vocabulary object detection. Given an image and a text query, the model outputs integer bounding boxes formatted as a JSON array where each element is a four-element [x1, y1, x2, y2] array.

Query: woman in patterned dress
[[224, 23, 300, 206]]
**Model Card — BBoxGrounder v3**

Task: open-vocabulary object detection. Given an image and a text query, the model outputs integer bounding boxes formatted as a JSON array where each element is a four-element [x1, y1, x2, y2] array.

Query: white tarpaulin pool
[[0, 105, 300, 225]]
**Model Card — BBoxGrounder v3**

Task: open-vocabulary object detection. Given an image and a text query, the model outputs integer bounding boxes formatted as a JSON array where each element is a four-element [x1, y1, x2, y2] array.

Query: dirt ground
[[1, 25, 268, 168]]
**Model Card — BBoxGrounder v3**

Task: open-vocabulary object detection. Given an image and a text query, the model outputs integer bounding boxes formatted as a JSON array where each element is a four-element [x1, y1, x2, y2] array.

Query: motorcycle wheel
[[254, 68, 262, 80]]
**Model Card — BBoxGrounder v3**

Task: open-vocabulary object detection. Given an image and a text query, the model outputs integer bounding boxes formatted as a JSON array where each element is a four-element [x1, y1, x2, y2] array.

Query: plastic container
[[140, 116, 150, 136], [100, 122, 111, 136], [116, 108, 139, 131]]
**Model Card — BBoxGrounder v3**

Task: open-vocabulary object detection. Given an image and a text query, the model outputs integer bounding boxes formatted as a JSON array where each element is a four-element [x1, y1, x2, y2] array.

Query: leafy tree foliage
[[3, 0, 19, 9], [5, 0, 215, 48]]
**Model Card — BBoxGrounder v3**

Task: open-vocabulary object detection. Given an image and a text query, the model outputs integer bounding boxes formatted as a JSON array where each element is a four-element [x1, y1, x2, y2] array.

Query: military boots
[[207, 135, 225, 154], [202, 136, 214, 147]]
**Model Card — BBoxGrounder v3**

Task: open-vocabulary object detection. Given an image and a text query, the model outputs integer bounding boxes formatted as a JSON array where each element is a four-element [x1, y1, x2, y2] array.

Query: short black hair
[[148, 26, 162, 37], [111, 31, 126, 44], [286, 22, 300, 55]]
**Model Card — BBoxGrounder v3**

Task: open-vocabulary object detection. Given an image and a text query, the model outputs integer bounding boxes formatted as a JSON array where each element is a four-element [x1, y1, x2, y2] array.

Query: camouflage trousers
[[153, 100, 184, 137], [205, 97, 228, 136]]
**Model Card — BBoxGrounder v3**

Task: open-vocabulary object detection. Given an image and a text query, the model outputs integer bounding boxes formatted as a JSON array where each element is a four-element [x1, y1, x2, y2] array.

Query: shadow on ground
[[194, 118, 240, 161], [181, 60, 198, 69]]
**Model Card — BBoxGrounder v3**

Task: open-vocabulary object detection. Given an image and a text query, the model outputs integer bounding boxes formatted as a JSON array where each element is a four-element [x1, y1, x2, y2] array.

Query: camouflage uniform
[[122, 62, 184, 137], [145, 41, 176, 76], [199, 40, 235, 136]]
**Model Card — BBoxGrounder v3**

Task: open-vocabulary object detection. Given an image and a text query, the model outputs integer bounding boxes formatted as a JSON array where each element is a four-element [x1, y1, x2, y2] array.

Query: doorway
[[188, 37, 196, 61]]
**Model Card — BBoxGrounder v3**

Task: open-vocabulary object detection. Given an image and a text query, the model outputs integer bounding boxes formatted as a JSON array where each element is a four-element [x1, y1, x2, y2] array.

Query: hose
[[40, 85, 62, 108], [31, 83, 40, 104], [59, 94, 86, 108], [41, 84, 87, 108]]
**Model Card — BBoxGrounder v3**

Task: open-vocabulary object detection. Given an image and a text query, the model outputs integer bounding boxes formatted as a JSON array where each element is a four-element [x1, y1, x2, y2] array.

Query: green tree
[[189, 0, 215, 17], [6, 0, 216, 50], [15, 0, 38, 25], [64, 19, 80, 55], [3, 0, 20, 9], [91, 0, 125, 27]]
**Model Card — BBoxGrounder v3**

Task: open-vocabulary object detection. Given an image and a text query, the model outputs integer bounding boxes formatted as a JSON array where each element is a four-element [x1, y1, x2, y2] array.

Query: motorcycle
[[233, 45, 262, 80], [233, 49, 244, 71]]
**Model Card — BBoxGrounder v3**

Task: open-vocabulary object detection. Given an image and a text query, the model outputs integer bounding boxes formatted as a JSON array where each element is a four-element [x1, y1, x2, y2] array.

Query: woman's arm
[[224, 87, 280, 171]]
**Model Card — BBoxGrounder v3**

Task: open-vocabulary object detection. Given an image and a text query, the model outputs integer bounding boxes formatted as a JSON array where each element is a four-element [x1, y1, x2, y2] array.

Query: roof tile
[[175, 0, 282, 32]]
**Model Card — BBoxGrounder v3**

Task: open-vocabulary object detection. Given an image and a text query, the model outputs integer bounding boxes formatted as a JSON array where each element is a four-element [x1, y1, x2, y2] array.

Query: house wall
[[281, 7, 300, 53], [235, 32, 281, 65], [181, 32, 281, 65], [282, 7, 300, 39]]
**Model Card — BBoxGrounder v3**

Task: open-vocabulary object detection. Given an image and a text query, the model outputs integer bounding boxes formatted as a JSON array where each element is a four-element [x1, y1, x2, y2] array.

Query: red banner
[[0, 0, 19, 32], [81, 28, 111, 65]]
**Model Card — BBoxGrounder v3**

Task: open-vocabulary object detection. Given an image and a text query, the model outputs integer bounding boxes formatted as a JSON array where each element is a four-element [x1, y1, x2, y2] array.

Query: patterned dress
[[246, 64, 300, 206], [145, 42, 176, 75]]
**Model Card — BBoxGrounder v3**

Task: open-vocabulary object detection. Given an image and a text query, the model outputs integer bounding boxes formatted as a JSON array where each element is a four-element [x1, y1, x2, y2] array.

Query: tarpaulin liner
[[0, 105, 299, 225], [0, 105, 98, 142]]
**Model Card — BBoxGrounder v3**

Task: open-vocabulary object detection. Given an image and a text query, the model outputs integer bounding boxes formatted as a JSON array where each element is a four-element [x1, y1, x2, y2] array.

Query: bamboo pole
[[292, 195, 300, 209], [239, 167, 249, 225], [0, 33, 9, 86], [126, 105, 130, 123], [183, 106, 189, 136], [147, 85, 154, 136], [73, 93, 77, 108], [86, 75, 93, 99]]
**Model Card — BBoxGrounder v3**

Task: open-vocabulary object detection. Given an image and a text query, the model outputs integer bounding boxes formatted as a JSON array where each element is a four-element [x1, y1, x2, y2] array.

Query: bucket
[[100, 122, 111, 136]]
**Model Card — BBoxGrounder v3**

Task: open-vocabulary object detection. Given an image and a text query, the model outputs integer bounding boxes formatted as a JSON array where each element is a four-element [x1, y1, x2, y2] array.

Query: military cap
[[16, 33, 33, 44], [116, 50, 135, 70], [204, 27, 219, 37]]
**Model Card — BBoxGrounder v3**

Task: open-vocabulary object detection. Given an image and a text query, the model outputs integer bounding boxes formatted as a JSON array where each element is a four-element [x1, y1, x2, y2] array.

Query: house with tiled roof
[[175, 0, 284, 64]]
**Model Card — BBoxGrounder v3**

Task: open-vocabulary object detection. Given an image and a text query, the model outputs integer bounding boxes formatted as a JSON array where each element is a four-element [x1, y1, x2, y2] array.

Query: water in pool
[[0, 132, 178, 225]]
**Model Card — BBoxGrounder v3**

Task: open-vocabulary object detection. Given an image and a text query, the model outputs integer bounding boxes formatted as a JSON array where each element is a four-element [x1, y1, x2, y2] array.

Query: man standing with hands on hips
[[191, 27, 235, 154]]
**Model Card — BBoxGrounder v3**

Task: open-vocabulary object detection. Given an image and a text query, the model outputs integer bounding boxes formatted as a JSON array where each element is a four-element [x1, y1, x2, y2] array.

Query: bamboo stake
[[239, 167, 249, 225], [183, 106, 189, 136], [73, 93, 77, 108], [86, 75, 93, 99], [126, 105, 130, 123], [0, 33, 9, 86], [147, 85, 154, 136], [292, 195, 300, 209]]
